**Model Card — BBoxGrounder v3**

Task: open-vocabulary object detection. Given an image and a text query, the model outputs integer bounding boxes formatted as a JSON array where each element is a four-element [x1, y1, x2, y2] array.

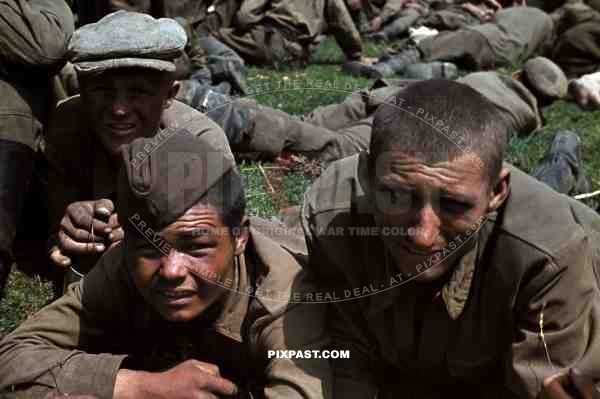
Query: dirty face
[[80, 68, 178, 156], [370, 148, 508, 283], [126, 202, 248, 322]]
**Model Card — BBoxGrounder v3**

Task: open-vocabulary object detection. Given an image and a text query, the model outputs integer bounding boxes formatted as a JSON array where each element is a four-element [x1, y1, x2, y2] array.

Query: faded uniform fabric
[[419, 7, 553, 69], [230, 95, 373, 162], [0, 218, 331, 399], [0, 0, 74, 268], [361, 0, 406, 24], [419, 5, 483, 31], [76, 0, 163, 25], [458, 72, 542, 138], [213, 0, 363, 65], [199, 88, 402, 161], [551, 2, 600, 77], [301, 153, 600, 398], [45, 97, 232, 273], [0, 0, 74, 154]]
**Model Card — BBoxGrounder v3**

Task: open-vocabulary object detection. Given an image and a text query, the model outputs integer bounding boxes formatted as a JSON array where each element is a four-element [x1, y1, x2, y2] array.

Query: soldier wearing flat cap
[[0, 132, 331, 399], [45, 11, 232, 292]]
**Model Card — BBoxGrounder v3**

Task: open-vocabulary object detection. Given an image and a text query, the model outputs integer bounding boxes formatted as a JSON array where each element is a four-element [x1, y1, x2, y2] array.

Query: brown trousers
[[553, 22, 600, 78], [235, 93, 373, 162]]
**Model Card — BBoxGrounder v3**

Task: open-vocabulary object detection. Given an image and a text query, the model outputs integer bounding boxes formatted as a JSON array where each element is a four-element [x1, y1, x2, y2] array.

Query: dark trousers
[[0, 139, 57, 292], [0, 139, 35, 264]]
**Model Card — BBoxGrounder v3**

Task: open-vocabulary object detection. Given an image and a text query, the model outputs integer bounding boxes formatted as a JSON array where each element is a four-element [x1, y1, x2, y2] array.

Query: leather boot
[[207, 56, 248, 95], [197, 89, 253, 147], [342, 47, 422, 78], [532, 130, 591, 195]]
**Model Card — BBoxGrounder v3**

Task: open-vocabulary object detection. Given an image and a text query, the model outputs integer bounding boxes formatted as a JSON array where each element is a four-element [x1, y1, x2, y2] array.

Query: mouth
[[155, 289, 196, 306], [107, 123, 137, 136], [399, 242, 441, 257]]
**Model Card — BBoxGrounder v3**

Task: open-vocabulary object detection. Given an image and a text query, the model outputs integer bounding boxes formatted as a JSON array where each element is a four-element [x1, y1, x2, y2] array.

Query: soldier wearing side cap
[[0, 132, 331, 399], [45, 11, 233, 292]]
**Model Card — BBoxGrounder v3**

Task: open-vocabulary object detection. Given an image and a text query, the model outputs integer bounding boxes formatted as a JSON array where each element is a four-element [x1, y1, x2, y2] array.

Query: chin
[[158, 306, 203, 323], [412, 259, 455, 284]]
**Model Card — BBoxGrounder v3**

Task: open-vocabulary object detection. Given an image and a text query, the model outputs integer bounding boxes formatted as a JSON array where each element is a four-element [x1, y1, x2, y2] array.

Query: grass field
[[2, 38, 600, 338]]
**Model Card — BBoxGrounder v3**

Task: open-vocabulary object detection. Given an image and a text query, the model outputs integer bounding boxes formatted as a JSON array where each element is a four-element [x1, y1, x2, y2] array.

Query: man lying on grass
[[0, 132, 330, 399]]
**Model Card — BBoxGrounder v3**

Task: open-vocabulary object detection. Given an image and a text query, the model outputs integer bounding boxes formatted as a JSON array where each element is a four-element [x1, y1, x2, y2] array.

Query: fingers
[[108, 227, 124, 244], [49, 245, 72, 268], [485, 0, 502, 10], [94, 198, 115, 218], [192, 361, 220, 377], [188, 361, 237, 397], [61, 216, 106, 243], [108, 213, 121, 229], [59, 230, 105, 254], [66, 203, 112, 235], [542, 373, 572, 399], [199, 374, 237, 397]]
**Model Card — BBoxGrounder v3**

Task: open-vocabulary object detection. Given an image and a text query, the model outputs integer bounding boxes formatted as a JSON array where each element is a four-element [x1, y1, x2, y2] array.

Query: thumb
[[94, 199, 115, 218], [49, 246, 72, 268]]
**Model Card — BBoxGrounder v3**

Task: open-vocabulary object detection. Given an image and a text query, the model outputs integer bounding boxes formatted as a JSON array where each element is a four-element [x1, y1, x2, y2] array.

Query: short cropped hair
[[369, 79, 509, 184]]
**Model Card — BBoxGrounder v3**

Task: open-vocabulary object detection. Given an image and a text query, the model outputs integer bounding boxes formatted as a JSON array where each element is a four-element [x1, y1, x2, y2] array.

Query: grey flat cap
[[68, 10, 187, 75], [522, 57, 568, 101]]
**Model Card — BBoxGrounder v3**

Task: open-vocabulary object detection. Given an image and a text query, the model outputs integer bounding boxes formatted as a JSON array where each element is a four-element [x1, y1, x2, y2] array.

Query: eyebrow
[[176, 227, 221, 239], [381, 183, 477, 205], [439, 190, 477, 205]]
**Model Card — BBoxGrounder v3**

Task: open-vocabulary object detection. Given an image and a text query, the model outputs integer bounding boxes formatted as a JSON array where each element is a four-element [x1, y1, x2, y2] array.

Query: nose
[[110, 92, 130, 118], [159, 252, 189, 282], [408, 205, 440, 250]]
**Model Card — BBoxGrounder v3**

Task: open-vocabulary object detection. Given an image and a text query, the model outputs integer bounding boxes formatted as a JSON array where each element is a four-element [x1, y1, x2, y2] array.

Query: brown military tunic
[[419, 7, 553, 70], [213, 0, 363, 65], [458, 72, 542, 138], [0, 218, 331, 399], [0, 0, 74, 152], [551, 1, 600, 77], [301, 153, 600, 398]]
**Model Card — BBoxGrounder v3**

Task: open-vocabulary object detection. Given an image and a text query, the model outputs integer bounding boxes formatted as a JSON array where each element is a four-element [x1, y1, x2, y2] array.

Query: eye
[[131, 87, 154, 96], [440, 198, 471, 214]]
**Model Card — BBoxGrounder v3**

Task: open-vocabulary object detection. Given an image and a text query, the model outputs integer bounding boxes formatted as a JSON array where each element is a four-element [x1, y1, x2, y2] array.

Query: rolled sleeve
[[0, 282, 127, 399]]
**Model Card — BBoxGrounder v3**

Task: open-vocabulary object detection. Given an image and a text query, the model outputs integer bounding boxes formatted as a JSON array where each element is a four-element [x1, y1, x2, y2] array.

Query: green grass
[[2, 37, 600, 337]]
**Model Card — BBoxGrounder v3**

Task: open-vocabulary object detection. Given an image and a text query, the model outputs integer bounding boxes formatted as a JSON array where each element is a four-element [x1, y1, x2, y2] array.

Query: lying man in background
[[302, 79, 600, 398], [0, 132, 330, 399]]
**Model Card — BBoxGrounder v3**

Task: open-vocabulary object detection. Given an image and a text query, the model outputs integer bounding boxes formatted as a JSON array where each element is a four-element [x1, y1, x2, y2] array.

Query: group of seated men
[[1, 0, 600, 398]]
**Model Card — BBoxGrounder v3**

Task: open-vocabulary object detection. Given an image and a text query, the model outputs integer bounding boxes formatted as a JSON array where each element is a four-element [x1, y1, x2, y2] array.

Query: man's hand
[[50, 199, 119, 268], [541, 369, 600, 399], [404, 1, 425, 14], [347, 0, 362, 11], [114, 360, 238, 399], [371, 16, 383, 32], [461, 3, 495, 21], [483, 0, 502, 11]]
